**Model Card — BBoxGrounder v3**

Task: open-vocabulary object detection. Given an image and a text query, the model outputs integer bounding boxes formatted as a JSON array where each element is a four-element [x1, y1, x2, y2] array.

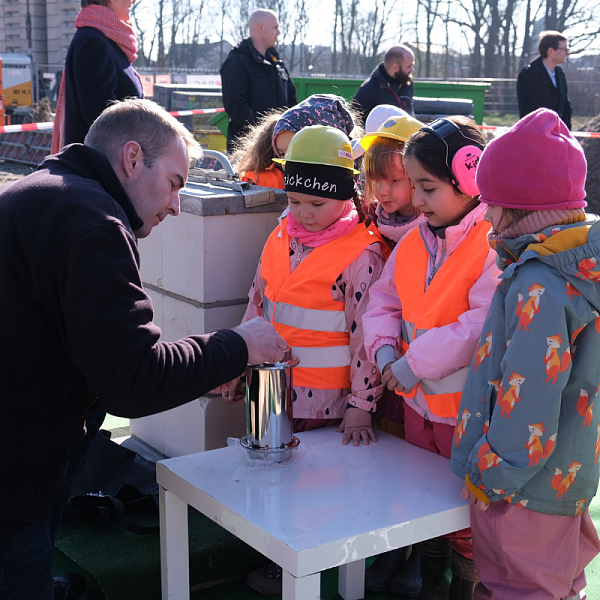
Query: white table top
[[156, 427, 470, 578]]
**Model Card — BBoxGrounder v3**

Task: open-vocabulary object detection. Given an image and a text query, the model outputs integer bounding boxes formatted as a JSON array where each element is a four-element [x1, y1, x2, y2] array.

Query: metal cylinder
[[241, 348, 300, 462]]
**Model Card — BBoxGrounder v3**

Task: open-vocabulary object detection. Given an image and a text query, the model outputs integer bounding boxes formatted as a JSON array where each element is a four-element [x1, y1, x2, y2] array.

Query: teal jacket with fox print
[[450, 217, 600, 516]]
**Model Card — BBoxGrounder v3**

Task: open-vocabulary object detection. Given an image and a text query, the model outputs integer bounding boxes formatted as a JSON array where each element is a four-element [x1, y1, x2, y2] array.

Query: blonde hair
[[229, 110, 284, 176], [363, 137, 417, 214]]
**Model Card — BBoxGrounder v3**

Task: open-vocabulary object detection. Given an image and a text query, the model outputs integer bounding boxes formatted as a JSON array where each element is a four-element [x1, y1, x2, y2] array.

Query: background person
[[0, 98, 286, 600], [51, 0, 143, 153], [220, 8, 297, 152], [517, 30, 572, 129], [353, 44, 416, 128]]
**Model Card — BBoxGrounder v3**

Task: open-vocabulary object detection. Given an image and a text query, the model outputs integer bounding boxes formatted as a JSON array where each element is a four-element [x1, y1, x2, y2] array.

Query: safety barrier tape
[[1, 108, 599, 138], [0, 107, 226, 134]]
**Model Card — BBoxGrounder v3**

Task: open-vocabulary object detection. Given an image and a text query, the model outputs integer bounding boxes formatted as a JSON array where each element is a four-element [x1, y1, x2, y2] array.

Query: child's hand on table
[[336, 407, 378, 446]]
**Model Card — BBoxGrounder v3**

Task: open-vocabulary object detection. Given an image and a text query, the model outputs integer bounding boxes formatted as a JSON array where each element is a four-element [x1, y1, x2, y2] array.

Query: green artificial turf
[[53, 493, 600, 600]]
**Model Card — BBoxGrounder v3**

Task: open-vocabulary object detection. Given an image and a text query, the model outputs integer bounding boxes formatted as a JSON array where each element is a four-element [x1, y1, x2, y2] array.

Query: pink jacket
[[244, 234, 386, 419], [362, 203, 501, 425]]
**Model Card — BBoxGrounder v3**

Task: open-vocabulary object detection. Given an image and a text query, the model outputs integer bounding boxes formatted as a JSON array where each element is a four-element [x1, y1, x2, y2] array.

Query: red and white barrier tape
[[1, 108, 599, 138], [0, 107, 226, 134], [480, 125, 600, 139]]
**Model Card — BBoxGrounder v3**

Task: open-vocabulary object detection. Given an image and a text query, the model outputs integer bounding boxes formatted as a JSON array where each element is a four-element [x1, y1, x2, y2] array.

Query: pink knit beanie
[[476, 108, 587, 210]]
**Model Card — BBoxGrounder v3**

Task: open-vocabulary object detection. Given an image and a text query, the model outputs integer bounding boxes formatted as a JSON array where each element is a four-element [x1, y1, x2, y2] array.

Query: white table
[[157, 427, 470, 600]]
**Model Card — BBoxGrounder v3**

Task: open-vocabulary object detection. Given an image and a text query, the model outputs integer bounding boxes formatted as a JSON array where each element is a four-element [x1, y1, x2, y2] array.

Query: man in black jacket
[[353, 44, 415, 127], [517, 30, 572, 129], [0, 98, 285, 600], [220, 9, 297, 152]]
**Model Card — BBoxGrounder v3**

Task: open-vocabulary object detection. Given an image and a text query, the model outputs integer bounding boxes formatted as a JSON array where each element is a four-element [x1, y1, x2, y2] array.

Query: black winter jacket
[[0, 145, 247, 541], [517, 56, 571, 130], [63, 27, 143, 146], [352, 63, 415, 127], [220, 38, 297, 151]]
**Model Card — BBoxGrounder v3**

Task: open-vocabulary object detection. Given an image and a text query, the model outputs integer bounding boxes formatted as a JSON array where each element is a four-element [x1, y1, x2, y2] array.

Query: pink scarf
[[286, 200, 359, 248], [51, 5, 139, 153]]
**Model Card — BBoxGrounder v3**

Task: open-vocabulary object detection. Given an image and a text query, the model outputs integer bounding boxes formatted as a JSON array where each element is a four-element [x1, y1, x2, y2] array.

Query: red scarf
[[51, 5, 139, 153], [286, 200, 359, 248]]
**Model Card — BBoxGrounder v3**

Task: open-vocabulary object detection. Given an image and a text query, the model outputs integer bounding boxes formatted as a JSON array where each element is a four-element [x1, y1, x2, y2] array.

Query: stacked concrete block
[[130, 183, 288, 457]]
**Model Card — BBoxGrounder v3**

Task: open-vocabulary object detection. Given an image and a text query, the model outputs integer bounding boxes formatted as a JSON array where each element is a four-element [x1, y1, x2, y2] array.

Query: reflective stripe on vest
[[395, 220, 491, 418], [261, 218, 386, 390], [263, 297, 348, 333]]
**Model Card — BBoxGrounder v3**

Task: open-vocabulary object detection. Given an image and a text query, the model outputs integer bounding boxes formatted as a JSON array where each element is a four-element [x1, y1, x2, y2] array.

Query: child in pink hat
[[451, 108, 600, 600]]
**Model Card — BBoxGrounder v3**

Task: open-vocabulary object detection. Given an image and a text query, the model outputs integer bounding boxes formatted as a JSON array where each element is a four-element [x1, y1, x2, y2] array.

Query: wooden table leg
[[282, 569, 320, 600], [338, 558, 366, 600], [160, 486, 190, 600]]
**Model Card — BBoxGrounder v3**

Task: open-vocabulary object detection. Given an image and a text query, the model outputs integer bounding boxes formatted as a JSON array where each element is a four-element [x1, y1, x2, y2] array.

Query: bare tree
[[417, 0, 444, 77], [356, 0, 398, 74]]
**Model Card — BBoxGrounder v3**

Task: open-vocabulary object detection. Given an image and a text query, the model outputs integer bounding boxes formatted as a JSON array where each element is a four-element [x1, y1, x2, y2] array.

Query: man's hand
[[234, 317, 288, 365], [210, 377, 246, 403], [381, 362, 404, 393], [461, 484, 490, 511], [336, 407, 378, 447]]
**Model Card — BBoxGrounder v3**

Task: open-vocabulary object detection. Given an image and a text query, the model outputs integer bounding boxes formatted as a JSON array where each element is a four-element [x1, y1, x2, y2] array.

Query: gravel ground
[[0, 160, 35, 186]]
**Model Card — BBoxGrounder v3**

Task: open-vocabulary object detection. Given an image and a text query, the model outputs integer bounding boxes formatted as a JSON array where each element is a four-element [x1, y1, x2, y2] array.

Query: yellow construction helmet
[[273, 125, 359, 174], [360, 115, 425, 150]]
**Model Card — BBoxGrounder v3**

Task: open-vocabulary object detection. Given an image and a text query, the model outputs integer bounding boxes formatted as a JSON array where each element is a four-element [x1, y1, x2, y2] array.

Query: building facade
[[0, 0, 78, 70]]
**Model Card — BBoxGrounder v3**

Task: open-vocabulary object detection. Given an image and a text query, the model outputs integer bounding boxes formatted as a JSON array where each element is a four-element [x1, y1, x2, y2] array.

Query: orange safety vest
[[241, 167, 285, 189], [394, 220, 491, 418], [261, 218, 386, 389]]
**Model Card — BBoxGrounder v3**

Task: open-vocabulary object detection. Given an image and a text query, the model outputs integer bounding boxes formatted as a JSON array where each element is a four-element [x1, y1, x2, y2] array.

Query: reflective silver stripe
[[273, 302, 347, 333], [402, 320, 415, 342], [419, 367, 469, 395], [263, 297, 275, 323], [292, 345, 351, 369]]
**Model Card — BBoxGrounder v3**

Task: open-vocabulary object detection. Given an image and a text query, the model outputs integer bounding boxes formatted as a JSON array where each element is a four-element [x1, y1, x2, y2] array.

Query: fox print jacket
[[450, 217, 600, 516]]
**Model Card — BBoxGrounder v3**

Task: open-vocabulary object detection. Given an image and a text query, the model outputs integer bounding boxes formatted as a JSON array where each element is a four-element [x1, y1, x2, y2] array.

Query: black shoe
[[389, 546, 422, 598], [449, 551, 479, 600], [414, 539, 452, 600], [449, 576, 478, 600], [366, 546, 412, 592], [53, 573, 88, 600], [246, 563, 282, 595]]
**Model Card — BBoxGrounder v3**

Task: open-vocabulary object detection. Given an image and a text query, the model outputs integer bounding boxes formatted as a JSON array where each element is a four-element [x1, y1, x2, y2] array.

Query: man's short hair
[[539, 31, 567, 58], [84, 98, 202, 167], [384, 45, 413, 67]]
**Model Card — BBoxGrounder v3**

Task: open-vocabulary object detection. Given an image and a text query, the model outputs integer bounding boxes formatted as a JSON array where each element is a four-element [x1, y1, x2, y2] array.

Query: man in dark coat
[[220, 9, 297, 152], [353, 44, 415, 127], [517, 30, 572, 129], [0, 98, 285, 600]]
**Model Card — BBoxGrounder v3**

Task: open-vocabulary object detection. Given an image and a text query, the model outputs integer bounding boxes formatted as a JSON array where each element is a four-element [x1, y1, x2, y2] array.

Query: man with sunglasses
[[517, 30, 572, 129]]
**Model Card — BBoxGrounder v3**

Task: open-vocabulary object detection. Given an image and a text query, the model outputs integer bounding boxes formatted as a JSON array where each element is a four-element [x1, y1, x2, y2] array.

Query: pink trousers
[[403, 403, 473, 559], [470, 500, 600, 600]]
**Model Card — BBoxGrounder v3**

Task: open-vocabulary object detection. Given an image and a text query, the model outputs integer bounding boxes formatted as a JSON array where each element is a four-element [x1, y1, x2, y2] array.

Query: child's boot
[[413, 538, 452, 600], [388, 546, 422, 597], [365, 546, 411, 592], [449, 551, 479, 600]]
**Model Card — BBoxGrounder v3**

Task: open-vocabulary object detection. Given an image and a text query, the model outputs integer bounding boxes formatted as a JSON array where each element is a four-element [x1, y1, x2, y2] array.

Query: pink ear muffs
[[452, 145, 482, 196], [421, 119, 483, 197]]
